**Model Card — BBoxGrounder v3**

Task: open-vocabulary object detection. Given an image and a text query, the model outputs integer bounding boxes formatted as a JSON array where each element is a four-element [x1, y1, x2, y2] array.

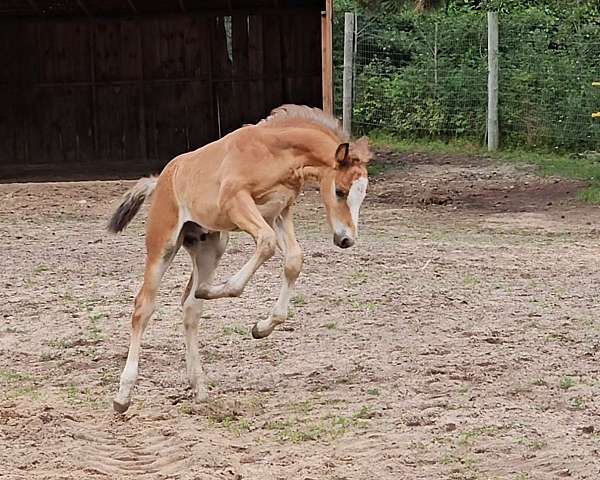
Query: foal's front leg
[[252, 207, 303, 339], [195, 192, 277, 300]]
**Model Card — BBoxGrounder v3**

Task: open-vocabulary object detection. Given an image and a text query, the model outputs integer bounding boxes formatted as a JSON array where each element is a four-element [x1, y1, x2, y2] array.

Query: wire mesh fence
[[499, 21, 600, 151], [338, 11, 600, 152]]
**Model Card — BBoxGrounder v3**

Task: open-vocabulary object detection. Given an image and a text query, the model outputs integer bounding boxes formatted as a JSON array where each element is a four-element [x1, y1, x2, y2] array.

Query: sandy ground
[[1, 150, 599, 479]]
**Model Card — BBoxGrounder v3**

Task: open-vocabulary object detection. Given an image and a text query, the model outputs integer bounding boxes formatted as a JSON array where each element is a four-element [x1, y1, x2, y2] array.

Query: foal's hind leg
[[113, 181, 181, 413], [181, 231, 228, 402], [252, 207, 303, 339], [195, 191, 276, 300]]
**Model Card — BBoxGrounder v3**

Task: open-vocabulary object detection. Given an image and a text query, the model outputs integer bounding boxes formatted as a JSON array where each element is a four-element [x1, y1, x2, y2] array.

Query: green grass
[[371, 133, 600, 204], [290, 294, 306, 307], [0, 369, 34, 383], [263, 406, 374, 444], [463, 274, 480, 287], [223, 324, 247, 337], [559, 376, 576, 390]]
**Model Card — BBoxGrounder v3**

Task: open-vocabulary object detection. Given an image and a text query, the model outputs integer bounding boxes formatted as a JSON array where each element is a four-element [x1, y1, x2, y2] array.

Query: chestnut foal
[[107, 104, 371, 412]]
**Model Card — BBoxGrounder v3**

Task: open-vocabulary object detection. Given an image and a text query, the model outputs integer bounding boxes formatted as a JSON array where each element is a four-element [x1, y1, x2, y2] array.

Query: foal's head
[[320, 136, 372, 249]]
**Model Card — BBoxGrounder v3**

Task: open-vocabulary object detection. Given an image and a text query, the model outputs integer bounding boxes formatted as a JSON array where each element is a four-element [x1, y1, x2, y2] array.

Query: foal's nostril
[[340, 237, 353, 249]]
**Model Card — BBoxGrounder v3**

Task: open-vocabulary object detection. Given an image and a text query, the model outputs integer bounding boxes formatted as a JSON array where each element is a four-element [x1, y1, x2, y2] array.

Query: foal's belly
[[256, 190, 294, 223]]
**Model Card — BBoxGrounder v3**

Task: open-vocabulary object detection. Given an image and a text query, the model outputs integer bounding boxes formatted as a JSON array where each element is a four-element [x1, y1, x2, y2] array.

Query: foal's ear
[[352, 136, 372, 164], [335, 143, 350, 168]]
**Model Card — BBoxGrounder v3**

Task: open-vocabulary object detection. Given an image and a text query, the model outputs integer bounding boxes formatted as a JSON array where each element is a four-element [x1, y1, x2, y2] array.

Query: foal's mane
[[257, 104, 349, 142]]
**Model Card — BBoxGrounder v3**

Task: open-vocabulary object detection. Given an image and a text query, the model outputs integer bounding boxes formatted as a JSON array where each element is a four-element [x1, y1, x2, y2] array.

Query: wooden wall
[[0, 9, 322, 179]]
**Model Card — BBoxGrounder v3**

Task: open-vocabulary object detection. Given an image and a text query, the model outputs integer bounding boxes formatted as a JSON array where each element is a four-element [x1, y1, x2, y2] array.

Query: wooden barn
[[0, 0, 333, 180]]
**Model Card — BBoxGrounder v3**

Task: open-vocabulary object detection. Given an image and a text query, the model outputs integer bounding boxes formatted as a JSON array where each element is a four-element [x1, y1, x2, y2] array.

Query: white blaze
[[347, 177, 368, 234]]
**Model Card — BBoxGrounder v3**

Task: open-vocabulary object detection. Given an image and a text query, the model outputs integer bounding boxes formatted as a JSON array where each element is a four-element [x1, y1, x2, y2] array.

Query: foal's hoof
[[113, 398, 131, 414], [251, 324, 273, 339]]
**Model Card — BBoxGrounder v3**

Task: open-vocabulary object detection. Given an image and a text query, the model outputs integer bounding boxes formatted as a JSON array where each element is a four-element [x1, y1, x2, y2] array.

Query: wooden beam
[[126, 0, 138, 14], [321, 0, 333, 114], [487, 11, 499, 151], [342, 12, 354, 136], [75, 0, 92, 16]]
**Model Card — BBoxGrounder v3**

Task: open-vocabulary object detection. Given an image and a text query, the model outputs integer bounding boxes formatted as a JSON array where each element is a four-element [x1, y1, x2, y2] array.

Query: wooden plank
[[342, 12, 354, 136], [136, 20, 147, 162], [247, 14, 265, 120], [96, 85, 142, 163], [262, 13, 283, 114], [183, 16, 211, 78], [144, 83, 189, 161], [29, 86, 93, 165], [212, 15, 234, 136], [321, 0, 333, 114], [231, 14, 250, 123], [93, 20, 138, 82]]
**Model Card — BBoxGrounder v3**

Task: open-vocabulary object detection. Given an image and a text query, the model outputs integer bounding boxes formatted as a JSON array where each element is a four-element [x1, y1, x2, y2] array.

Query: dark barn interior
[[0, 0, 330, 180]]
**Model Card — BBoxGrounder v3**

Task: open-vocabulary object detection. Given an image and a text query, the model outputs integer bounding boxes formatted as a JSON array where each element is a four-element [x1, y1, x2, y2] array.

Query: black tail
[[107, 177, 158, 233]]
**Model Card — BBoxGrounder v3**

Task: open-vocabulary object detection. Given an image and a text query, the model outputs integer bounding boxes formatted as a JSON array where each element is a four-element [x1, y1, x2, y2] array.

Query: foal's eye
[[335, 188, 347, 199]]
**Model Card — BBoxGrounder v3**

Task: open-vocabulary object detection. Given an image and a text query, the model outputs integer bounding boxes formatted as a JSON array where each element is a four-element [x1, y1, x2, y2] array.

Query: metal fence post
[[343, 12, 355, 137], [487, 11, 499, 151]]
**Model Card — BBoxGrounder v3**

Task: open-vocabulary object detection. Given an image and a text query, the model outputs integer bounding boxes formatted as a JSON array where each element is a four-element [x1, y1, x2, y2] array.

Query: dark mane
[[257, 104, 348, 142]]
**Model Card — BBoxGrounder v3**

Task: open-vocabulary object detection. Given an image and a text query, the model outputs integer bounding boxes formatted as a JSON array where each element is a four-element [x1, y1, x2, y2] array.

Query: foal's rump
[[107, 176, 158, 233]]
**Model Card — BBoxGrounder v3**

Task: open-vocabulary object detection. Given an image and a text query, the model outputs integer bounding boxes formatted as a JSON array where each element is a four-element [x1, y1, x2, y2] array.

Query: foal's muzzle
[[334, 233, 354, 249]]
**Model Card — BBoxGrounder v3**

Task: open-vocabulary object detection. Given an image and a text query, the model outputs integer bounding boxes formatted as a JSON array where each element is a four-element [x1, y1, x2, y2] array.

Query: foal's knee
[[258, 233, 277, 260], [285, 250, 303, 279]]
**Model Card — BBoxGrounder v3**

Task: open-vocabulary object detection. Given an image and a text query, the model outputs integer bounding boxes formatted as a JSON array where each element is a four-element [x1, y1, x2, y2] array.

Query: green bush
[[334, 4, 600, 151]]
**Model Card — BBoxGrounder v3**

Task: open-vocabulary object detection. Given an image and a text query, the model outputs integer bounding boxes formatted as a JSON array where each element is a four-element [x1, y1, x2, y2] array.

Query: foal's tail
[[107, 176, 158, 233]]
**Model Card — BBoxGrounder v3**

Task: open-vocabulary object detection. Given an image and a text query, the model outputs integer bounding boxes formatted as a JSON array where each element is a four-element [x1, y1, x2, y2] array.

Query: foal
[[108, 104, 371, 413]]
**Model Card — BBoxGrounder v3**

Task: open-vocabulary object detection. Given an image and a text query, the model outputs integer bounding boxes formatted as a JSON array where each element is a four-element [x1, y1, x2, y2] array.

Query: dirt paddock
[[1, 151, 599, 479]]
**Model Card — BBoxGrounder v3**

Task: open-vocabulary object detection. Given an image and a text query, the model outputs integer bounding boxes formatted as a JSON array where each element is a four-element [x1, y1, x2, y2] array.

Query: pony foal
[[107, 104, 371, 413]]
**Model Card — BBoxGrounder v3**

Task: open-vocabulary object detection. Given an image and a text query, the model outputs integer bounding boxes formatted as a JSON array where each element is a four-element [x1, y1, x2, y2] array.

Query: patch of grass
[[518, 437, 547, 450], [323, 322, 337, 330], [290, 294, 306, 307], [569, 397, 586, 410], [353, 405, 375, 420], [87, 312, 105, 341], [0, 369, 34, 383], [33, 264, 49, 274], [264, 406, 374, 444], [64, 385, 103, 409], [559, 376, 576, 390], [99, 370, 116, 386], [265, 416, 349, 443], [223, 324, 247, 337], [367, 163, 385, 176], [290, 400, 314, 414], [577, 185, 600, 204], [366, 388, 380, 396], [463, 275, 480, 287], [349, 270, 368, 286], [349, 299, 377, 313], [456, 426, 500, 448], [1, 370, 40, 400], [205, 413, 252, 436], [369, 132, 483, 156], [9, 385, 41, 400], [47, 338, 73, 349], [66, 385, 79, 401]]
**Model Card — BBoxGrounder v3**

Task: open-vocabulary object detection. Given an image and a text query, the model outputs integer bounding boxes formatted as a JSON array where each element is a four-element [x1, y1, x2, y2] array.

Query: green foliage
[[334, 2, 600, 152]]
